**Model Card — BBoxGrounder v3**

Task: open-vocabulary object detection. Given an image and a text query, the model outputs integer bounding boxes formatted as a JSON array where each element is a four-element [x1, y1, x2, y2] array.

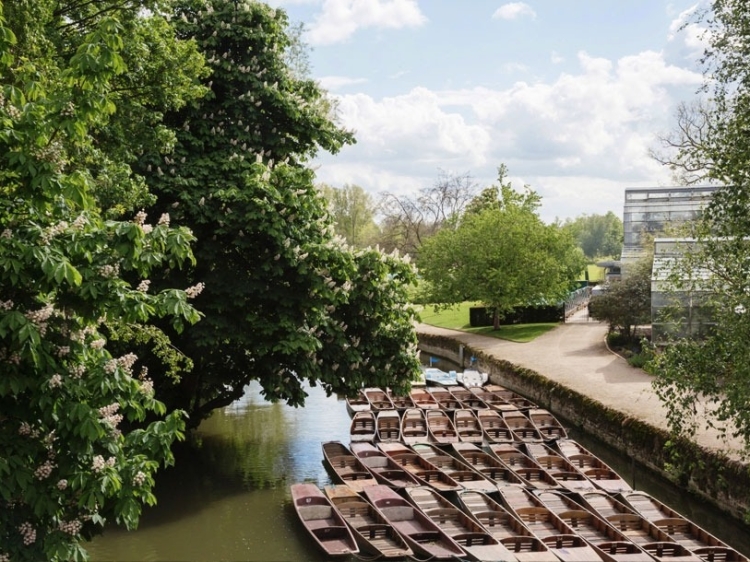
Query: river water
[[87, 379, 750, 561]]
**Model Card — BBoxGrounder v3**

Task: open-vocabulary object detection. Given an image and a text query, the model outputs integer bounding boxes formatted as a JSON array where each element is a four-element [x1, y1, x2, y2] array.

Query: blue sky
[[269, 0, 708, 222]]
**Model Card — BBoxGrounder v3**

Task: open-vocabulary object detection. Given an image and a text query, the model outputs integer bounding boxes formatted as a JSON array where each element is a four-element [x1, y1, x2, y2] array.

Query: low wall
[[418, 332, 750, 521]]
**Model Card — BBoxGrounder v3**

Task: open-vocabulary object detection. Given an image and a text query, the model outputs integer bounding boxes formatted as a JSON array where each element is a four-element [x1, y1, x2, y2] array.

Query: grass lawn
[[417, 302, 559, 343]]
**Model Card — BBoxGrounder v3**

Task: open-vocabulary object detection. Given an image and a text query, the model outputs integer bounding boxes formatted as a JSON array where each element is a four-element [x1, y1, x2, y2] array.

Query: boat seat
[[335, 501, 370, 518], [452, 533, 493, 547], [356, 524, 392, 540]]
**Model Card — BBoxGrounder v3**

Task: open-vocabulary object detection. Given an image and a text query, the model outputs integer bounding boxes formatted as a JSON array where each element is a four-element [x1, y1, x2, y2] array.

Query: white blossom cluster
[[58, 519, 82, 536], [49, 373, 63, 388], [25, 303, 55, 335], [18, 422, 39, 438], [99, 263, 120, 278], [136, 279, 151, 292], [18, 522, 36, 545], [91, 455, 116, 473], [98, 403, 123, 430], [185, 282, 205, 299], [132, 471, 147, 487], [57, 479, 68, 490], [34, 460, 55, 480], [40, 221, 69, 245]]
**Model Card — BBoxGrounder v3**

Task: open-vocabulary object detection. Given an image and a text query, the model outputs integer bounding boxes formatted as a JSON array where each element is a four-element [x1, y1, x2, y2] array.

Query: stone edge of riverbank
[[417, 332, 750, 522]]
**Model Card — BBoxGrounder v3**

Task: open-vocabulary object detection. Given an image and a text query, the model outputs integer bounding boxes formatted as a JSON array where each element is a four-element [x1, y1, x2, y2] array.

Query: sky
[[267, 0, 709, 223]]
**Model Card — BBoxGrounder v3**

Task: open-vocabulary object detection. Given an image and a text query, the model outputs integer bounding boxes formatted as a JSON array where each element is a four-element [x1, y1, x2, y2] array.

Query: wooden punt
[[411, 442, 498, 493], [345, 390, 370, 417], [621, 491, 748, 562], [324, 485, 413, 559], [484, 384, 538, 410], [535, 489, 653, 562], [377, 442, 462, 492], [425, 409, 459, 445], [349, 442, 421, 489], [450, 442, 528, 488], [469, 387, 512, 410], [453, 409, 484, 444], [477, 409, 515, 443], [555, 440, 632, 493], [321, 441, 378, 493], [349, 410, 376, 443], [487, 443, 561, 489], [427, 386, 464, 412], [376, 409, 401, 443], [448, 386, 489, 411], [524, 442, 596, 493], [496, 485, 606, 561], [363, 387, 395, 412], [502, 409, 544, 442], [401, 408, 428, 445], [387, 389, 415, 412], [409, 387, 439, 410], [363, 484, 466, 560], [576, 491, 703, 562], [457, 490, 559, 561], [404, 486, 517, 561], [528, 408, 568, 440], [290, 482, 359, 557]]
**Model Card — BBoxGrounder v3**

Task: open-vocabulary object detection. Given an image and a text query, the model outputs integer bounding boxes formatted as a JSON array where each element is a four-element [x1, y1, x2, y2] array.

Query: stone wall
[[418, 332, 750, 521]]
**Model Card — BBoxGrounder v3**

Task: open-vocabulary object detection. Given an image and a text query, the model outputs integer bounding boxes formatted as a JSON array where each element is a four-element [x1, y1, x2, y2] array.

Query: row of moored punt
[[291, 383, 747, 562]]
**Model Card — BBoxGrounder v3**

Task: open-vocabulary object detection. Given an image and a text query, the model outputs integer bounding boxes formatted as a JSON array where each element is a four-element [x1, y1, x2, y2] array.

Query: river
[[86, 378, 750, 561]]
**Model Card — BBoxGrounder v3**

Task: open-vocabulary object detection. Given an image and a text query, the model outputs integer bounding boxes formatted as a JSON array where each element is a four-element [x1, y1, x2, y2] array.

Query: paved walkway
[[416, 308, 743, 460]]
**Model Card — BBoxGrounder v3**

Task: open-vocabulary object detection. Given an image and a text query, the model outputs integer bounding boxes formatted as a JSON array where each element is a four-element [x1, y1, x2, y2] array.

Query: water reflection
[[87, 378, 750, 561]]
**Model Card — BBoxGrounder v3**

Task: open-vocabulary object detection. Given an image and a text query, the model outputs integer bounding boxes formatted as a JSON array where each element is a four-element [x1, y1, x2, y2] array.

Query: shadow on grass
[[442, 323, 559, 343]]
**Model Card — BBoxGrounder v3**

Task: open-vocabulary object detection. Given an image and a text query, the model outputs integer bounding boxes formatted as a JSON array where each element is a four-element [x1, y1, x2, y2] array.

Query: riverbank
[[415, 313, 750, 522]]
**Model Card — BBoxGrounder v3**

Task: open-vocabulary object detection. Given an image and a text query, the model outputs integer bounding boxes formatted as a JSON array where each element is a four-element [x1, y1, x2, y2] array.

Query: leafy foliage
[[589, 259, 652, 339], [319, 183, 379, 248], [563, 211, 623, 260], [0, 2, 204, 559], [417, 168, 585, 329]]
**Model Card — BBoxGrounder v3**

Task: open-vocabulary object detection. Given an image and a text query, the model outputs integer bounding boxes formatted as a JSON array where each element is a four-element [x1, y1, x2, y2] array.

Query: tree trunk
[[493, 308, 500, 330]]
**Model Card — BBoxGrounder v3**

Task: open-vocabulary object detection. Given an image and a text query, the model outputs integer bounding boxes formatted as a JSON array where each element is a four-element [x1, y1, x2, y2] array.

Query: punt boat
[[450, 442, 528, 488], [349, 441, 421, 489], [400, 408, 428, 445], [345, 390, 370, 417], [377, 442, 462, 492], [535, 489, 653, 562], [375, 409, 401, 443], [363, 484, 466, 560], [484, 384, 538, 410], [502, 409, 544, 442], [425, 409, 459, 444], [555, 440, 632, 492], [427, 386, 464, 412], [324, 485, 413, 559], [453, 409, 484, 444], [349, 410, 376, 443], [409, 387, 439, 410], [363, 387, 395, 411], [405, 486, 517, 561], [487, 443, 561, 489], [527, 408, 568, 440], [621, 491, 748, 562], [411, 442, 498, 493], [449, 386, 489, 410], [469, 387, 512, 410], [387, 389, 415, 412], [457, 490, 559, 561], [290, 482, 359, 557], [477, 410, 516, 443], [524, 442, 596, 492], [321, 441, 378, 493]]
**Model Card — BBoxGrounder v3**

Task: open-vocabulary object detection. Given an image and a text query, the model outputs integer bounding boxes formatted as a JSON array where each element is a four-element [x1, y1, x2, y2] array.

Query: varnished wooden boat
[[555, 440, 632, 492], [363, 484, 466, 560], [487, 443, 561, 489], [576, 491, 702, 562], [477, 409, 515, 443], [427, 386, 464, 412], [525, 442, 596, 492], [409, 387, 439, 410], [345, 390, 370, 417], [290, 482, 359, 557], [457, 490, 559, 561], [453, 409, 484, 444], [535, 489, 653, 562], [411, 442, 498, 493], [387, 389, 415, 412], [528, 408, 568, 440], [321, 441, 379, 493], [470, 386, 512, 410], [375, 409, 401, 442], [502, 409, 544, 442], [324, 484, 413, 559], [621, 491, 748, 562], [363, 387, 395, 411], [349, 441, 421, 489], [404, 486, 517, 561], [449, 386, 489, 410], [496, 485, 606, 561], [425, 409, 459, 444], [400, 408, 428, 445], [484, 384, 538, 410], [377, 442, 462, 492], [450, 442, 528, 488], [349, 410, 376, 443]]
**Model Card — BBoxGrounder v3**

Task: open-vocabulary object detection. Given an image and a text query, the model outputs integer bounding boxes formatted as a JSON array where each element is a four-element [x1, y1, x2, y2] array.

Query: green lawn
[[417, 302, 559, 343]]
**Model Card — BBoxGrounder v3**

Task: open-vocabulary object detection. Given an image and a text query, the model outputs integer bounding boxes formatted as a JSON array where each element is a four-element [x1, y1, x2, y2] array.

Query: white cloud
[[551, 51, 564, 64], [492, 2, 536, 21], [318, 76, 368, 91], [306, 0, 426, 45]]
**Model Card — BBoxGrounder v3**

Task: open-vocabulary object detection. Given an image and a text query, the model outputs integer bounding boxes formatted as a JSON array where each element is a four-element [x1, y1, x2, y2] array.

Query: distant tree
[[320, 183, 379, 248], [378, 169, 478, 255], [588, 259, 652, 339], [418, 170, 585, 329], [563, 212, 623, 260]]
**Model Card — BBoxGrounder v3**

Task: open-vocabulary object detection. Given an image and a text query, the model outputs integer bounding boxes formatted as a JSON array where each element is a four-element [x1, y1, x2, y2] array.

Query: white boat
[[456, 369, 489, 388], [423, 367, 458, 386]]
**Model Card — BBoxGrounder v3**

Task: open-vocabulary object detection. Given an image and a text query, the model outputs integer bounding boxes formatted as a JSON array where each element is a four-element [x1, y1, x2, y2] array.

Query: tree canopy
[[320, 183, 380, 248], [417, 168, 585, 328], [563, 212, 623, 260]]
